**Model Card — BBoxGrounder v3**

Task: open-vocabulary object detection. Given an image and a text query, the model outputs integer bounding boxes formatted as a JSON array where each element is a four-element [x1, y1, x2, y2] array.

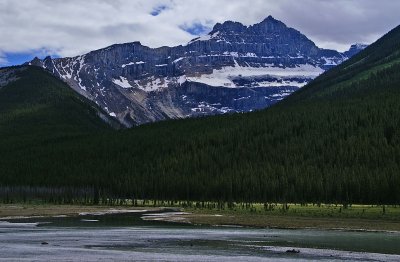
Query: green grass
[[183, 205, 400, 232], [187, 203, 400, 221]]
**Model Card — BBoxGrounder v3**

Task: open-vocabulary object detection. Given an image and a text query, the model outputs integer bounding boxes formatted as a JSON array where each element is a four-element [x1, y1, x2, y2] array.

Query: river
[[0, 210, 399, 261]]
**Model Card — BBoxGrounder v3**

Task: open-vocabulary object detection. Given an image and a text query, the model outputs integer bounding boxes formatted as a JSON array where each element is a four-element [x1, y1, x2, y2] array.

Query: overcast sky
[[1, 0, 399, 66]]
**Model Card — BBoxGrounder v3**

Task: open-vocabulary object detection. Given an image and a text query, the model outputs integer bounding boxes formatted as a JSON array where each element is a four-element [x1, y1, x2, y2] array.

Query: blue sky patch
[[0, 50, 59, 67], [151, 5, 168, 16], [180, 22, 211, 36]]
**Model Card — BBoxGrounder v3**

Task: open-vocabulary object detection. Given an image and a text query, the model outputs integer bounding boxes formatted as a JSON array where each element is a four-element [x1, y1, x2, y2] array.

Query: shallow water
[[0, 211, 399, 261]]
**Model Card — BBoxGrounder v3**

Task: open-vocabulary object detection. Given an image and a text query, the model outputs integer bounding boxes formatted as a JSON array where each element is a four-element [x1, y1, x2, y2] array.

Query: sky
[[0, 0, 399, 66]]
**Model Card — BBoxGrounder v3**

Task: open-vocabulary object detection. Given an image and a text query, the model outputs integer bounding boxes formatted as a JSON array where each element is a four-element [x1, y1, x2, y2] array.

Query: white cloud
[[0, 0, 399, 59]]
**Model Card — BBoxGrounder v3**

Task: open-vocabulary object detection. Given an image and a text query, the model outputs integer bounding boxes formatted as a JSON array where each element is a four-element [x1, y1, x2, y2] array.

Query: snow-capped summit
[[31, 16, 364, 127]]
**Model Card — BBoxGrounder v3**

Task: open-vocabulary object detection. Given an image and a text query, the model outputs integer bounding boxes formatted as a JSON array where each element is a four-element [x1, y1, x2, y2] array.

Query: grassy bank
[[180, 204, 400, 232], [1, 203, 399, 232], [187, 203, 400, 220]]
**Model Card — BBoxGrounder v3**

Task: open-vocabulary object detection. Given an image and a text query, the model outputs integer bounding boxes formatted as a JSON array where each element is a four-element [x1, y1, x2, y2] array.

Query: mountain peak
[[262, 15, 277, 22], [29, 56, 43, 66], [343, 43, 368, 57], [350, 43, 368, 49], [252, 15, 288, 32], [208, 16, 289, 38], [211, 20, 246, 33]]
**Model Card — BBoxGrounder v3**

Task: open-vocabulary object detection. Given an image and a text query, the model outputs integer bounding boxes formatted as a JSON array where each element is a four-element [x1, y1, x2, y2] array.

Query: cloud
[[0, 0, 399, 62]]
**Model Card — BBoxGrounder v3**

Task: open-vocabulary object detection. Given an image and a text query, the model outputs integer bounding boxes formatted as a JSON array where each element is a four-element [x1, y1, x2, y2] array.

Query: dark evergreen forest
[[1, 26, 400, 206]]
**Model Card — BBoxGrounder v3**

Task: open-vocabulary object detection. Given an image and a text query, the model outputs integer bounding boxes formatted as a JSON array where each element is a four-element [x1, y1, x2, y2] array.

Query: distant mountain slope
[[0, 66, 116, 149], [31, 16, 364, 127], [285, 25, 400, 103]]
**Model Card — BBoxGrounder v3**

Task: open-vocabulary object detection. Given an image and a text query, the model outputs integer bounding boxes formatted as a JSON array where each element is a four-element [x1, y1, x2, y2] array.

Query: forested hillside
[[0, 66, 115, 148], [1, 26, 400, 205]]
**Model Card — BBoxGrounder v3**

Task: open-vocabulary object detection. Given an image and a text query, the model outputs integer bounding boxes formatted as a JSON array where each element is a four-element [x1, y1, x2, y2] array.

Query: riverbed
[[0, 211, 399, 261]]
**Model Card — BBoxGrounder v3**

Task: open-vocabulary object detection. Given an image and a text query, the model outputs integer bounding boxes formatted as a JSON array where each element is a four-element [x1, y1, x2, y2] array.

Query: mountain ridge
[[30, 16, 365, 127]]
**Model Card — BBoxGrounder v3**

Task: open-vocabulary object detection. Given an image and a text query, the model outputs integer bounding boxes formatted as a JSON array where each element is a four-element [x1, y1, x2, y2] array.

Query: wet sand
[[0, 204, 170, 220]]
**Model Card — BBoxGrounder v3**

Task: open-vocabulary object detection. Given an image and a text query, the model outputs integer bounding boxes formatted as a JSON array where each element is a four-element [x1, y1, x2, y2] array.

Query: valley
[[1, 2, 400, 260]]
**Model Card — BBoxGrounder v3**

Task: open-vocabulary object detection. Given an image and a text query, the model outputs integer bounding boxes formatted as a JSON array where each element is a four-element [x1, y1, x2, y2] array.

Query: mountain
[[343, 43, 368, 57], [30, 16, 364, 127], [0, 66, 117, 149], [3, 24, 400, 205]]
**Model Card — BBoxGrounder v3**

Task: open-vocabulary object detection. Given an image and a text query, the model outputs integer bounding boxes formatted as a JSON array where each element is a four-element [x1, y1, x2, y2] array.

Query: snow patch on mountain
[[187, 64, 323, 88], [187, 31, 220, 45], [113, 77, 132, 89], [322, 57, 339, 66], [121, 61, 146, 68]]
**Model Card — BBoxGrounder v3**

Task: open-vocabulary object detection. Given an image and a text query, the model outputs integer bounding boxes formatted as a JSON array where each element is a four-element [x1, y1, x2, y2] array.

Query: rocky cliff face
[[30, 16, 365, 127]]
